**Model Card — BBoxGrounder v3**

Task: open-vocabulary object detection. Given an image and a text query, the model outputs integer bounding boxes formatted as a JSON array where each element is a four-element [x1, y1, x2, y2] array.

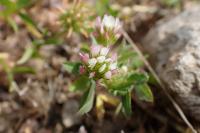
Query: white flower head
[[102, 15, 116, 29], [97, 56, 106, 63], [88, 58, 97, 69]]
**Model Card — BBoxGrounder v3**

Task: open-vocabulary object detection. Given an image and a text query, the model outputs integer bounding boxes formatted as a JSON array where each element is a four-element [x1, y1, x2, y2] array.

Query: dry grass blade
[[122, 30, 197, 133]]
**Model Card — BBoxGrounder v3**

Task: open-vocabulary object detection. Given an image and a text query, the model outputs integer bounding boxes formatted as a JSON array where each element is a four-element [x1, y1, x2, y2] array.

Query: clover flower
[[94, 15, 122, 45], [79, 44, 118, 80]]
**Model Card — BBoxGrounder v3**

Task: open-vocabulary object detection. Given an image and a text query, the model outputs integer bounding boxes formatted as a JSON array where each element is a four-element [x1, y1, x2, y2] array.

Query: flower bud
[[88, 58, 97, 69], [97, 56, 106, 63], [91, 45, 101, 57], [105, 58, 112, 63], [79, 53, 89, 64], [79, 65, 86, 74], [89, 72, 96, 78], [99, 64, 106, 73]]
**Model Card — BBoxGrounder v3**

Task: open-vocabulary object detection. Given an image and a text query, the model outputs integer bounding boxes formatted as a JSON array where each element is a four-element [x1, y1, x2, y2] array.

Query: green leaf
[[63, 62, 81, 75], [0, 0, 17, 16], [122, 92, 132, 116], [16, 0, 31, 9], [78, 80, 96, 115], [128, 73, 149, 85], [95, 0, 118, 16], [19, 12, 36, 26], [90, 34, 98, 45], [135, 84, 154, 102], [117, 44, 141, 67], [106, 72, 148, 95], [44, 37, 62, 45], [95, 0, 109, 16], [69, 76, 90, 92], [118, 51, 137, 64], [148, 73, 158, 85], [7, 17, 18, 32], [162, 0, 181, 7], [17, 46, 34, 65], [12, 66, 35, 74], [80, 43, 90, 53]]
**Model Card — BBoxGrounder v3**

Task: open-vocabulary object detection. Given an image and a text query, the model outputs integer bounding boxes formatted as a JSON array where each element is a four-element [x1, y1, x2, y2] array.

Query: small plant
[[59, 0, 95, 37], [64, 14, 153, 116]]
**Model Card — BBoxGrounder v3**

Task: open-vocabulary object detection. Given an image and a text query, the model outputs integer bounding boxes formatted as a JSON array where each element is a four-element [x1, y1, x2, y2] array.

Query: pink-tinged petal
[[111, 53, 117, 62], [111, 69, 118, 75], [89, 72, 96, 78], [100, 24, 104, 34], [115, 33, 121, 39], [104, 71, 112, 79], [79, 65, 86, 74], [91, 45, 101, 56], [105, 32, 109, 40], [95, 16, 102, 28], [79, 53, 89, 64], [114, 25, 121, 34], [114, 20, 122, 33], [92, 32, 98, 37]]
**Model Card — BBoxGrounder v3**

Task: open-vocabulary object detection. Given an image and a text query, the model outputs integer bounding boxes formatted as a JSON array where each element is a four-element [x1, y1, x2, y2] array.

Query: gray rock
[[62, 99, 81, 128], [142, 6, 200, 120]]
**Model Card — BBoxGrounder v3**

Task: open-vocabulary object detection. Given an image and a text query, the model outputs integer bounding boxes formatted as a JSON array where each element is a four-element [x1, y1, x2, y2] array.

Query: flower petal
[[88, 58, 97, 69], [91, 44, 101, 57], [104, 71, 112, 79], [100, 47, 109, 56], [109, 62, 117, 70], [79, 53, 89, 64]]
